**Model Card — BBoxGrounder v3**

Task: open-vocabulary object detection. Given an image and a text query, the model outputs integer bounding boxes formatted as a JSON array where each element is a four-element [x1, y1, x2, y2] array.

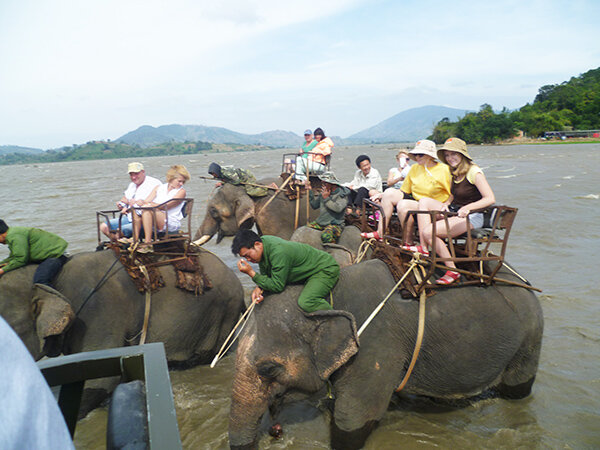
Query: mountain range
[[2, 105, 471, 154], [0, 145, 44, 155], [115, 105, 470, 148], [346, 105, 471, 143]]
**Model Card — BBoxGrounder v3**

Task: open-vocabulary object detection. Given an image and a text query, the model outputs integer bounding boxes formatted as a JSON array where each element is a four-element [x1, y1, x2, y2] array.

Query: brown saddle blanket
[[111, 245, 211, 296]]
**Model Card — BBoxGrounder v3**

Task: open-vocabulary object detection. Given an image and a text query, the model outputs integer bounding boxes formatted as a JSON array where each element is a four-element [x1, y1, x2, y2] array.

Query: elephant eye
[[257, 361, 285, 381], [209, 207, 220, 220]]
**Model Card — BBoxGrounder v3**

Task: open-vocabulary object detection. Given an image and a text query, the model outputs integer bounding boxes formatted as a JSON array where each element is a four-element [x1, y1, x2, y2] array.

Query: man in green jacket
[[0, 219, 69, 286], [232, 229, 339, 313], [306, 171, 350, 244]]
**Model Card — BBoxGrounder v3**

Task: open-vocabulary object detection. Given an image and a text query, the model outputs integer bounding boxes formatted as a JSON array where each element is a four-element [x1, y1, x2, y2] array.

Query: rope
[[396, 288, 427, 392], [322, 243, 356, 264], [137, 264, 152, 345], [75, 256, 121, 317], [357, 258, 418, 337], [210, 301, 256, 368], [501, 261, 531, 284], [355, 239, 376, 264]]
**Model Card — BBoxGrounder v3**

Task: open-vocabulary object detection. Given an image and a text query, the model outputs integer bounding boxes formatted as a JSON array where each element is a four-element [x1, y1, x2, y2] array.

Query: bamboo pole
[[256, 174, 294, 216], [294, 185, 300, 229]]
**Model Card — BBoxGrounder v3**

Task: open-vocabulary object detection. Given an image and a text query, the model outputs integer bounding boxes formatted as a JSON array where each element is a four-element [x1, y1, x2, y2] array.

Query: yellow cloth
[[401, 163, 451, 202]]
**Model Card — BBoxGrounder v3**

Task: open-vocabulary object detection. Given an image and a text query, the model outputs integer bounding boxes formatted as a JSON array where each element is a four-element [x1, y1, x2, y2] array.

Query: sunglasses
[[413, 153, 425, 157]]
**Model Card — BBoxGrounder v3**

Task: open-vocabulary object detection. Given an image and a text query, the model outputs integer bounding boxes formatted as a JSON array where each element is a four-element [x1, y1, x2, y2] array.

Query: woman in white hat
[[362, 139, 451, 242], [418, 137, 495, 285]]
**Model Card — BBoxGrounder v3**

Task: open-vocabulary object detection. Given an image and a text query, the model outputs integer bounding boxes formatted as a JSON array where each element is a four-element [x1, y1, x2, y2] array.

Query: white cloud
[[0, 0, 598, 147]]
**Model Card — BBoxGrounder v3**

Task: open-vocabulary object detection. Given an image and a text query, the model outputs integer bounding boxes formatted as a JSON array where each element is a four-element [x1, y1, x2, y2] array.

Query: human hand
[[215, 181, 223, 187], [305, 179, 311, 190], [251, 286, 264, 304], [370, 192, 382, 202], [321, 185, 331, 198], [457, 207, 470, 218], [237, 259, 256, 278]]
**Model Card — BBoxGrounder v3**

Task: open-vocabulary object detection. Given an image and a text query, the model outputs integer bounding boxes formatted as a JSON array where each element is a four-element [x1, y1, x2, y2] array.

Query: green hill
[[116, 124, 301, 148], [430, 67, 600, 143]]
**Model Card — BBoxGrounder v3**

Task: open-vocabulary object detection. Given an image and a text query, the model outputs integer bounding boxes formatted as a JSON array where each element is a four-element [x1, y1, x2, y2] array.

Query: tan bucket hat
[[409, 139, 437, 160], [318, 171, 342, 186], [437, 137, 472, 164]]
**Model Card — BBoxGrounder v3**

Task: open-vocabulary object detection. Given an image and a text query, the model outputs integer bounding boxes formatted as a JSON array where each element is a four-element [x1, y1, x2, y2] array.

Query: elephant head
[[194, 184, 255, 245], [228, 286, 359, 448]]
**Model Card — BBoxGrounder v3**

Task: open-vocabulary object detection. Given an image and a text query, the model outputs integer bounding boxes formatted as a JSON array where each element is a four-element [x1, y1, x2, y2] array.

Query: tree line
[[429, 67, 600, 144]]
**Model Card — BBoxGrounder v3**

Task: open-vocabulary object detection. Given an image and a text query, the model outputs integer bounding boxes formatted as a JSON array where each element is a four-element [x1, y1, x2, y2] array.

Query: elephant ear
[[306, 310, 359, 380], [235, 194, 255, 228]]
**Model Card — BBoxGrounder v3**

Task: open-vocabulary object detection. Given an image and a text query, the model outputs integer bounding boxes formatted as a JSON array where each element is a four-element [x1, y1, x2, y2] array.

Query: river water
[[1, 143, 598, 449]]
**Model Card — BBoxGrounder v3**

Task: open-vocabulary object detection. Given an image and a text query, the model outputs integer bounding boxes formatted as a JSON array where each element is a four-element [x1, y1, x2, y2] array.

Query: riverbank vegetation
[[430, 67, 600, 144], [0, 140, 273, 166]]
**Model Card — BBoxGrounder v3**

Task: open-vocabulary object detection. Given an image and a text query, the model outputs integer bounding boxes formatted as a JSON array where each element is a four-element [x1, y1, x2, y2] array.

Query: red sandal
[[360, 231, 382, 241], [436, 270, 461, 285], [401, 244, 430, 257]]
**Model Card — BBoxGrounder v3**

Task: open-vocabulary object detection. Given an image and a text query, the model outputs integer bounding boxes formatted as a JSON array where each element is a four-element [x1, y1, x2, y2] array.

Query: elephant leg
[[330, 376, 395, 450], [496, 327, 542, 399]]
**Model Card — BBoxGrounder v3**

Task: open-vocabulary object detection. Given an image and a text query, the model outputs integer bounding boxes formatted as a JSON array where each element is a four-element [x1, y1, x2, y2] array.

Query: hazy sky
[[1, 0, 598, 149]]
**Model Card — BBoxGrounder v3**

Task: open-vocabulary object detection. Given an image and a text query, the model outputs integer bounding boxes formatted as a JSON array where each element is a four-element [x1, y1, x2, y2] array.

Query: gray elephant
[[290, 225, 365, 267], [228, 259, 543, 449], [194, 178, 320, 244], [1, 248, 244, 414]]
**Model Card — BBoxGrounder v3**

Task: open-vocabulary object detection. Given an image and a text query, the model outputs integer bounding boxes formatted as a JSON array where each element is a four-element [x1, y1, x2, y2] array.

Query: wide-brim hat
[[437, 137, 472, 164], [408, 139, 438, 161], [317, 171, 342, 186]]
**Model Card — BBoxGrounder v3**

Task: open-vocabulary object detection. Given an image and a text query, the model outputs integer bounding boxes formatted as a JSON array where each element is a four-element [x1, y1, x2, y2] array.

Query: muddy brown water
[[1, 143, 599, 448]]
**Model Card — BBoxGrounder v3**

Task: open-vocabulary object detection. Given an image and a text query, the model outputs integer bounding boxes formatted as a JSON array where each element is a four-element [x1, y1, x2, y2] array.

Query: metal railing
[[38, 343, 182, 449]]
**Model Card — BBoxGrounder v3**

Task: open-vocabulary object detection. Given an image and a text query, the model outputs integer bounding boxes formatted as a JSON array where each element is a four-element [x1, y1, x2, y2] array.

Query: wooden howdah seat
[[359, 198, 519, 294], [96, 198, 194, 252], [281, 152, 332, 175]]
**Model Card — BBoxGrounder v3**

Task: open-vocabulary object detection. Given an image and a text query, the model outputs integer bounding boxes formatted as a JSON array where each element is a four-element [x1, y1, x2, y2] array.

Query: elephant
[[0, 248, 244, 415], [194, 177, 320, 244], [228, 259, 543, 449], [290, 225, 365, 267]]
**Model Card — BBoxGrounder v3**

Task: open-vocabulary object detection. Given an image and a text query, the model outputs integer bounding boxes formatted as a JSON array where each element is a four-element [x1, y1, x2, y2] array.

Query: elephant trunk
[[229, 362, 269, 449]]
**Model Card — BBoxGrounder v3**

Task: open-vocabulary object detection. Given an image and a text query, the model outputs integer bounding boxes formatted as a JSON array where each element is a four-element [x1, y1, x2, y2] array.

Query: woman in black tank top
[[415, 138, 495, 285]]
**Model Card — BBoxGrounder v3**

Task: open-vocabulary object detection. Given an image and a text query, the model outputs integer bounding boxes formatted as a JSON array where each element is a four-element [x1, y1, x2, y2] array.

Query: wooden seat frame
[[360, 199, 518, 293], [96, 198, 194, 251]]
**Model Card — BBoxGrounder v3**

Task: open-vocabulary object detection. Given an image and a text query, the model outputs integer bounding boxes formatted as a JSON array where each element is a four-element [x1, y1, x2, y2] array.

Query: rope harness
[[210, 301, 256, 368], [355, 254, 428, 392]]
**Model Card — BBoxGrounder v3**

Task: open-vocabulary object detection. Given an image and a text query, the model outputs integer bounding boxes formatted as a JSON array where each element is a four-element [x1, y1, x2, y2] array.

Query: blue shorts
[[107, 216, 133, 237]]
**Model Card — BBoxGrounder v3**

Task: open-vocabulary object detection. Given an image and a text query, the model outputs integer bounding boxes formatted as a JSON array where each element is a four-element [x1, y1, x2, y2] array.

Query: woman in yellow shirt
[[362, 139, 451, 242]]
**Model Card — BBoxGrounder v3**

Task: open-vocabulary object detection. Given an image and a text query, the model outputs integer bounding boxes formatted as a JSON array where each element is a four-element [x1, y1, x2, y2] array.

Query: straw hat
[[318, 171, 342, 186], [437, 137, 472, 164], [408, 139, 437, 160]]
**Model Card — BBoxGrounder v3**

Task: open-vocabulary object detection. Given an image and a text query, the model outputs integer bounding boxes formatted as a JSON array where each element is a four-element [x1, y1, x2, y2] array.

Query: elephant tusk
[[192, 235, 212, 247]]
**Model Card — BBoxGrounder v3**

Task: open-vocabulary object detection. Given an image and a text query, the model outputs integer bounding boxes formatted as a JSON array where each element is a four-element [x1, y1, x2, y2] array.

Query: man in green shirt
[[232, 229, 340, 313], [0, 219, 69, 286]]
